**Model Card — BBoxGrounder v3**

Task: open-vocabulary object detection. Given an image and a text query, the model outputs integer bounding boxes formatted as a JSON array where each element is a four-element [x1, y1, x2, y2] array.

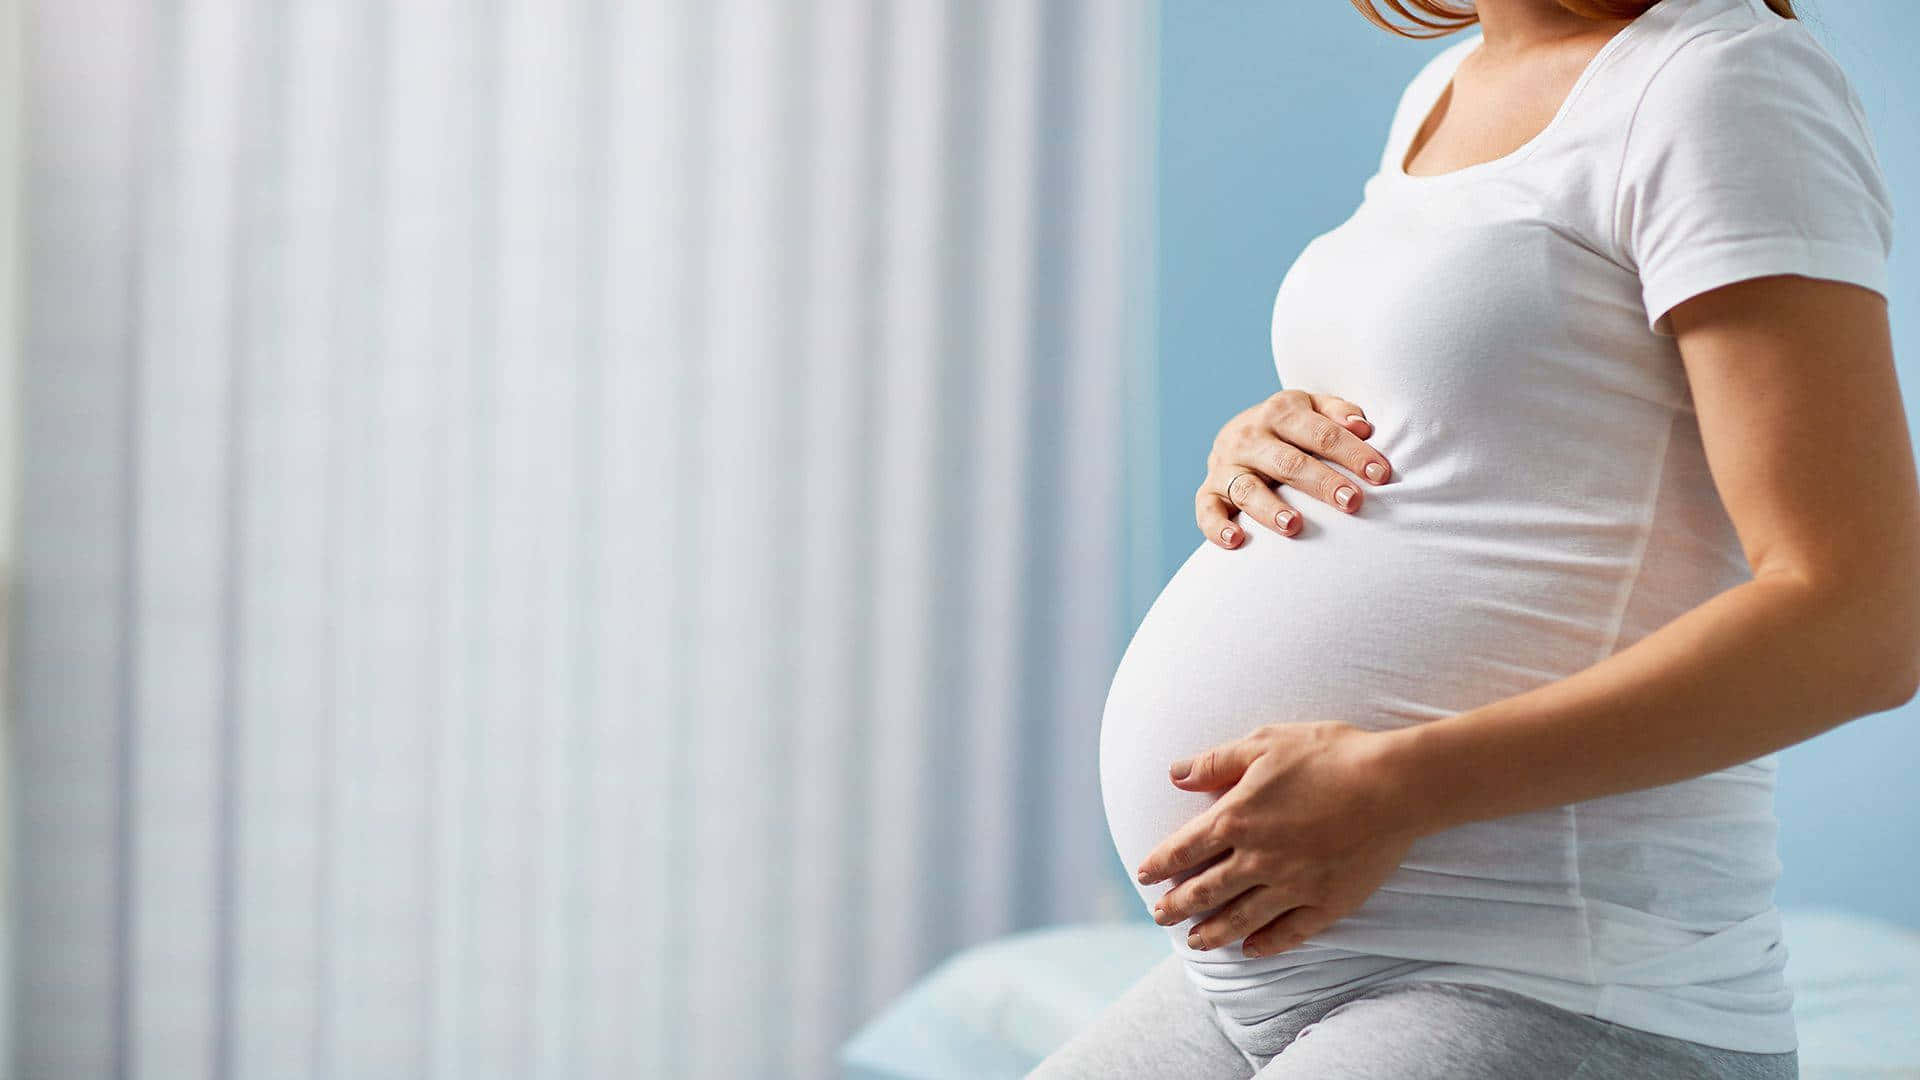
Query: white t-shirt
[[1097, 0, 1892, 1057]]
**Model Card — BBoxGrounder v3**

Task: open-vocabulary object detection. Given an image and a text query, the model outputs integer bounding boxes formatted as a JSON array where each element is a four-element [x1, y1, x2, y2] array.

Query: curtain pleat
[[10, 2, 1156, 1077]]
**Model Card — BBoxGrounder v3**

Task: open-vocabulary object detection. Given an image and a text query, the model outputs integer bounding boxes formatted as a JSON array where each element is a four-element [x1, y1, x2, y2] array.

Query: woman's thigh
[[1251, 980, 1799, 1080], [1027, 951, 1256, 1080]]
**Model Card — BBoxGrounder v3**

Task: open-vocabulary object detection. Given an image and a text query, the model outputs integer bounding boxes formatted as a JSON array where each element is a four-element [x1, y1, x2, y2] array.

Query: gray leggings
[[1028, 952, 1799, 1079]]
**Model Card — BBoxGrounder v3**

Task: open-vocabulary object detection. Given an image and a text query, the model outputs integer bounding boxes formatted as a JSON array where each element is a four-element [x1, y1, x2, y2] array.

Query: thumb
[[1170, 740, 1261, 790]]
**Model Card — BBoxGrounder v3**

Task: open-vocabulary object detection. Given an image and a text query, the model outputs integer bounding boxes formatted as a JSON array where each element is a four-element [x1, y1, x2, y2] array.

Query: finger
[[1135, 806, 1234, 886], [1268, 402, 1392, 488], [1152, 851, 1261, 926], [1308, 392, 1374, 439], [1170, 737, 1262, 791], [1187, 883, 1291, 952], [1207, 466, 1300, 538], [1242, 905, 1336, 958], [1254, 439, 1369, 513], [1194, 489, 1246, 549]]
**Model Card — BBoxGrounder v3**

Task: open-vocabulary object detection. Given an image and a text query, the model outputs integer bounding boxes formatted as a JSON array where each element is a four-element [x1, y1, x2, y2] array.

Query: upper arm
[[1614, 23, 1894, 338], [1612, 17, 1918, 653], [1668, 277, 1920, 665]]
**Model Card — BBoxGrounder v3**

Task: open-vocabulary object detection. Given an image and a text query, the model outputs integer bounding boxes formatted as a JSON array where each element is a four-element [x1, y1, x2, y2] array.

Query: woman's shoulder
[[1610, 2, 1894, 335], [1614, 7, 1887, 206], [1620, 3, 1872, 148]]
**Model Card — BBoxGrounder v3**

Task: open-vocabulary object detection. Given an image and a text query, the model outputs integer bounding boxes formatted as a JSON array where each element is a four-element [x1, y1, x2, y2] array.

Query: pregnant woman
[[1033, 0, 1918, 1077]]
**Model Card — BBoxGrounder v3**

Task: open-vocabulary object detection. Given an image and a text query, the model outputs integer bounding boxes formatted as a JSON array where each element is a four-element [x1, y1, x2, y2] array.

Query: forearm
[[1371, 570, 1920, 838]]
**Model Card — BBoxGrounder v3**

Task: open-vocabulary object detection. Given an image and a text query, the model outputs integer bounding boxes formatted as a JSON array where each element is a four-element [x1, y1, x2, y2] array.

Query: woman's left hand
[[1133, 721, 1425, 959]]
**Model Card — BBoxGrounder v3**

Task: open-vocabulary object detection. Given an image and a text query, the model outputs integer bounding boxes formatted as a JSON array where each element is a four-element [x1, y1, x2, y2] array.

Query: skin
[[1198, 390, 1388, 545], [1199, 8, 1641, 548], [1146, 1, 1920, 962]]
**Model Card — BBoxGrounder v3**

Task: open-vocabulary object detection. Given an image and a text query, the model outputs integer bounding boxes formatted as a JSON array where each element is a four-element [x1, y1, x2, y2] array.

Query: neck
[[1470, 0, 1635, 57]]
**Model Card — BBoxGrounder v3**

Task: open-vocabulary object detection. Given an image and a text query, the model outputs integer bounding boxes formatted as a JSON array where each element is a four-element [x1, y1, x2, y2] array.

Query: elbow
[[1770, 563, 1920, 716], [1856, 597, 1920, 715], [1877, 650, 1920, 714], [1858, 591, 1920, 715], [1879, 561, 1920, 711], [1841, 644, 1917, 718]]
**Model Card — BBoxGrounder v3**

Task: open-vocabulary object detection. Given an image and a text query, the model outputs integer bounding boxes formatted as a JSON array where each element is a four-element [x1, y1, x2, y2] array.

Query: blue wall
[[1156, 0, 1920, 928]]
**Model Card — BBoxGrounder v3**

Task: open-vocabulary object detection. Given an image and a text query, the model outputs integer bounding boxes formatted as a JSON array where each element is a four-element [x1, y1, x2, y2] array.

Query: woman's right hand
[[1198, 388, 1394, 548]]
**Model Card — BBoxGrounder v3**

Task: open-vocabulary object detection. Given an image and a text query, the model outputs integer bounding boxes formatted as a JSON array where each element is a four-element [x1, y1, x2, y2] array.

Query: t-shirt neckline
[[1387, 15, 1651, 187]]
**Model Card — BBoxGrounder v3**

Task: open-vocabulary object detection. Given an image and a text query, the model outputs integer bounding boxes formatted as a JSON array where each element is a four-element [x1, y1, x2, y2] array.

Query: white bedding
[[840, 905, 1920, 1079]]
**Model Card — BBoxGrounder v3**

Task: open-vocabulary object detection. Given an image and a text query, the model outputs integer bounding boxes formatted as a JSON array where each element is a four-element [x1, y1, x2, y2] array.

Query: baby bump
[[1097, 494, 1630, 953]]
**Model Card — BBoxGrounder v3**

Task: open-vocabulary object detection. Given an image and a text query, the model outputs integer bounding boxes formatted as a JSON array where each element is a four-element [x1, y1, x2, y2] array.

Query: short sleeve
[[1614, 23, 1895, 337]]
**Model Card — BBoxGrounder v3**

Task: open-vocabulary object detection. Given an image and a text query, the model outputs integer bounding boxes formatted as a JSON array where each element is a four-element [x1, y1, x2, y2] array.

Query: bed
[[841, 906, 1920, 1079]]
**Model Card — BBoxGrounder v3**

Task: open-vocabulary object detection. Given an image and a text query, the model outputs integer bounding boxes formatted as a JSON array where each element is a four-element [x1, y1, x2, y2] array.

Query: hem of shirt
[[1640, 234, 1890, 336], [1383, 967, 1799, 1054]]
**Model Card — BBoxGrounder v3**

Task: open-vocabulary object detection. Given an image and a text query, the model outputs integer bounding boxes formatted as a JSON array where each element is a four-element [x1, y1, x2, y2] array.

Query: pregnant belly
[[1097, 486, 1631, 999]]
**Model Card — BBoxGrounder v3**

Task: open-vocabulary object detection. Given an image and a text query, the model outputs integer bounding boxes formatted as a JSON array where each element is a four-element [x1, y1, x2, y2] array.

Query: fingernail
[[1275, 509, 1294, 531], [1170, 759, 1191, 780], [1335, 485, 1357, 510], [1188, 932, 1208, 951], [1346, 414, 1371, 434], [1364, 461, 1387, 483], [1137, 868, 1152, 884], [1220, 525, 1236, 545], [1242, 941, 1264, 958], [1152, 905, 1168, 923]]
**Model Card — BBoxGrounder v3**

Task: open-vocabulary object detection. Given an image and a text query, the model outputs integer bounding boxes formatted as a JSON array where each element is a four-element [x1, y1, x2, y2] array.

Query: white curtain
[[0, 0, 23, 1071], [8, 1, 1157, 1077]]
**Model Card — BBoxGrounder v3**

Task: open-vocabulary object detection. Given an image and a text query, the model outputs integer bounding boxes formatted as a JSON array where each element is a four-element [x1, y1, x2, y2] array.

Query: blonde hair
[[1350, 0, 1795, 38]]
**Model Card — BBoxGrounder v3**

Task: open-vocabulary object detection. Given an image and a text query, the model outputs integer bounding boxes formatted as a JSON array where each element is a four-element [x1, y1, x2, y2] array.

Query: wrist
[[1358, 722, 1460, 839]]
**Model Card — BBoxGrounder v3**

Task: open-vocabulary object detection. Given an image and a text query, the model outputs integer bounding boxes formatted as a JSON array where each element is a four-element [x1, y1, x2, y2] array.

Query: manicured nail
[[1220, 525, 1236, 545], [1364, 461, 1387, 483], [1345, 414, 1365, 425], [1188, 932, 1208, 950], [1275, 509, 1294, 531], [1137, 868, 1152, 884], [1170, 759, 1191, 780], [1335, 486, 1357, 510], [1152, 905, 1168, 923]]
